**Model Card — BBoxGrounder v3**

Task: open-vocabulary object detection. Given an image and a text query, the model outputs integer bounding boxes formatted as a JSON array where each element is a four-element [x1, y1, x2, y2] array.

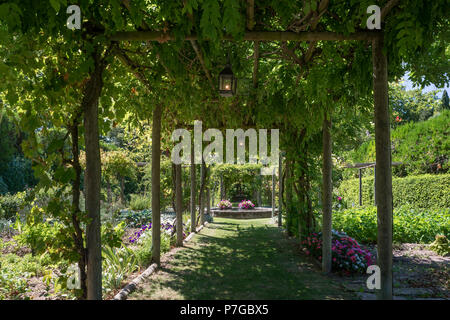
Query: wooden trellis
[[111, 0, 398, 300]]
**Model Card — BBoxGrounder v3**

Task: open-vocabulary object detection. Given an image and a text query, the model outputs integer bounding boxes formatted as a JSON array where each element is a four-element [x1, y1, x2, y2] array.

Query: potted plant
[[238, 199, 255, 210], [218, 199, 232, 209]]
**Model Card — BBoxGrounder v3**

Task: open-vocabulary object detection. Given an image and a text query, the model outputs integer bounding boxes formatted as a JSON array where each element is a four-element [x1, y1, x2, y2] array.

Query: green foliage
[[102, 245, 139, 294], [0, 251, 56, 299], [345, 111, 449, 176], [101, 150, 137, 181], [0, 177, 8, 195], [333, 206, 450, 244], [389, 82, 441, 124], [0, 114, 16, 174], [0, 267, 29, 300], [429, 235, 450, 256], [0, 191, 26, 220], [119, 209, 152, 228], [1, 156, 36, 194], [101, 221, 126, 249], [13, 206, 63, 256], [338, 174, 450, 209], [211, 163, 262, 200], [129, 194, 151, 211]]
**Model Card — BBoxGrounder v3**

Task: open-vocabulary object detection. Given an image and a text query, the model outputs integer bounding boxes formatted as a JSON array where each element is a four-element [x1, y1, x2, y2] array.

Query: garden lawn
[[129, 218, 355, 300]]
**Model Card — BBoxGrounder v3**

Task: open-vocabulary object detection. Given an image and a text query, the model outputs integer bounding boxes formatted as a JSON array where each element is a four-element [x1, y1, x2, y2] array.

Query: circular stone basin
[[211, 207, 278, 219]]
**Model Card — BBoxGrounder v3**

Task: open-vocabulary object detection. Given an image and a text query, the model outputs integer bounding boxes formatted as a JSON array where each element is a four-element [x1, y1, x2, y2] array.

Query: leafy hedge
[[337, 174, 450, 209], [333, 206, 450, 244], [345, 110, 449, 175]]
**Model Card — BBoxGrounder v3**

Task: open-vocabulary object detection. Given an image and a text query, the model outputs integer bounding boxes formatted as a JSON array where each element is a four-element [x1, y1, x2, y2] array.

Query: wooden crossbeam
[[110, 31, 381, 42]]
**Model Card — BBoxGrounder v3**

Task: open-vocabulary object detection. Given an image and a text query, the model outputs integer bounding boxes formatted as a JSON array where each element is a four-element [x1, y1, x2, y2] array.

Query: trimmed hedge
[[333, 206, 450, 244], [337, 174, 450, 209]]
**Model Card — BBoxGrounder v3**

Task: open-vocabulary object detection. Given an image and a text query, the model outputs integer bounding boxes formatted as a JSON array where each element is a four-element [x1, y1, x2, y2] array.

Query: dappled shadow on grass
[[134, 218, 352, 300]]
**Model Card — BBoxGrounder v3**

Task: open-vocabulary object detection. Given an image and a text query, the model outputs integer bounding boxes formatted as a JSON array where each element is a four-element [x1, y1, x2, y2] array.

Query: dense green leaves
[[338, 174, 450, 209], [333, 206, 450, 244]]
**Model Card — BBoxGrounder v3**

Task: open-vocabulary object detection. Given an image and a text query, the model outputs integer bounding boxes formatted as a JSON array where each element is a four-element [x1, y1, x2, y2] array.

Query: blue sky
[[401, 73, 449, 98]]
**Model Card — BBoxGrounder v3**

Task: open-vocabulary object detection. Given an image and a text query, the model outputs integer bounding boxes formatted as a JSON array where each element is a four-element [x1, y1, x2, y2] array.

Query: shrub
[[429, 235, 450, 256], [345, 110, 449, 175], [333, 206, 450, 244], [129, 194, 151, 211], [337, 174, 450, 209], [14, 207, 63, 256], [302, 230, 374, 274], [0, 191, 27, 220]]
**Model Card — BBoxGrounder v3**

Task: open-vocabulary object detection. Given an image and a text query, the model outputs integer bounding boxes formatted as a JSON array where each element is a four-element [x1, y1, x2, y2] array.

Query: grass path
[[129, 218, 355, 300]]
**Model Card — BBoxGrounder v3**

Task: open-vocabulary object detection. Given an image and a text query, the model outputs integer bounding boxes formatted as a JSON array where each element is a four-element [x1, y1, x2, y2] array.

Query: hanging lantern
[[218, 64, 237, 97]]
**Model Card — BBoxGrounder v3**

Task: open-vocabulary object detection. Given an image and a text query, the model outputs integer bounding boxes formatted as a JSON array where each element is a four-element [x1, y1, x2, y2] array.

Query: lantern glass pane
[[222, 77, 232, 91]]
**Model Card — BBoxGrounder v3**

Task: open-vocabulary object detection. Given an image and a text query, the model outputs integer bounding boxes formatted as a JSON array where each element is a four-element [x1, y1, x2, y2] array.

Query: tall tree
[[442, 90, 450, 111]]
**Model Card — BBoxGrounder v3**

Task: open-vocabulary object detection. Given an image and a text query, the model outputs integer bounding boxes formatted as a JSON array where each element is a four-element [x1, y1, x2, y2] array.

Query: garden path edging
[[113, 221, 209, 300]]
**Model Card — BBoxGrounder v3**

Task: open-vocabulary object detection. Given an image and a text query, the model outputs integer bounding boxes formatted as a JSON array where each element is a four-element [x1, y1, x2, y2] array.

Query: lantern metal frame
[[218, 63, 237, 97]]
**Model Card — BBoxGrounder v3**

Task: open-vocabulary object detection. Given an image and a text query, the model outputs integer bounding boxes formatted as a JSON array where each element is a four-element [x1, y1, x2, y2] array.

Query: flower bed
[[238, 200, 255, 210], [302, 230, 375, 274], [128, 220, 189, 244]]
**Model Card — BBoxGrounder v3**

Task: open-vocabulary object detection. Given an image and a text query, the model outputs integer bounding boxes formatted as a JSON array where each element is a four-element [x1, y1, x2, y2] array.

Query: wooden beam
[[110, 31, 380, 42], [372, 34, 393, 300]]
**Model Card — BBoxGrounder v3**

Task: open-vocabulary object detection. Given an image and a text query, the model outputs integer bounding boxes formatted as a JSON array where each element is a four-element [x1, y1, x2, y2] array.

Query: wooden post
[[373, 34, 393, 300], [175, 163, 183, 247], [278, 153, 283, 227], [151, 104, 162, 265], [322, 115, 332, 274], [207, 188, 211, 215], [220, 174, 224, 200], [286, 160, 293, 235], [271, 169, 275, 219], [199, 160, 206, 225], [190, 142, 196, 233], [359, 168, 363, 206], [256, 172, 262, 207], [84, 47, 104, 300], [373, 167, 376, 206]]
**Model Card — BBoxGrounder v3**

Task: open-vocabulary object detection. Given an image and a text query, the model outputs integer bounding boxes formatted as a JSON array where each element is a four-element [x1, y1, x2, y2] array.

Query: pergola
[[106, 1, 398, 300]]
